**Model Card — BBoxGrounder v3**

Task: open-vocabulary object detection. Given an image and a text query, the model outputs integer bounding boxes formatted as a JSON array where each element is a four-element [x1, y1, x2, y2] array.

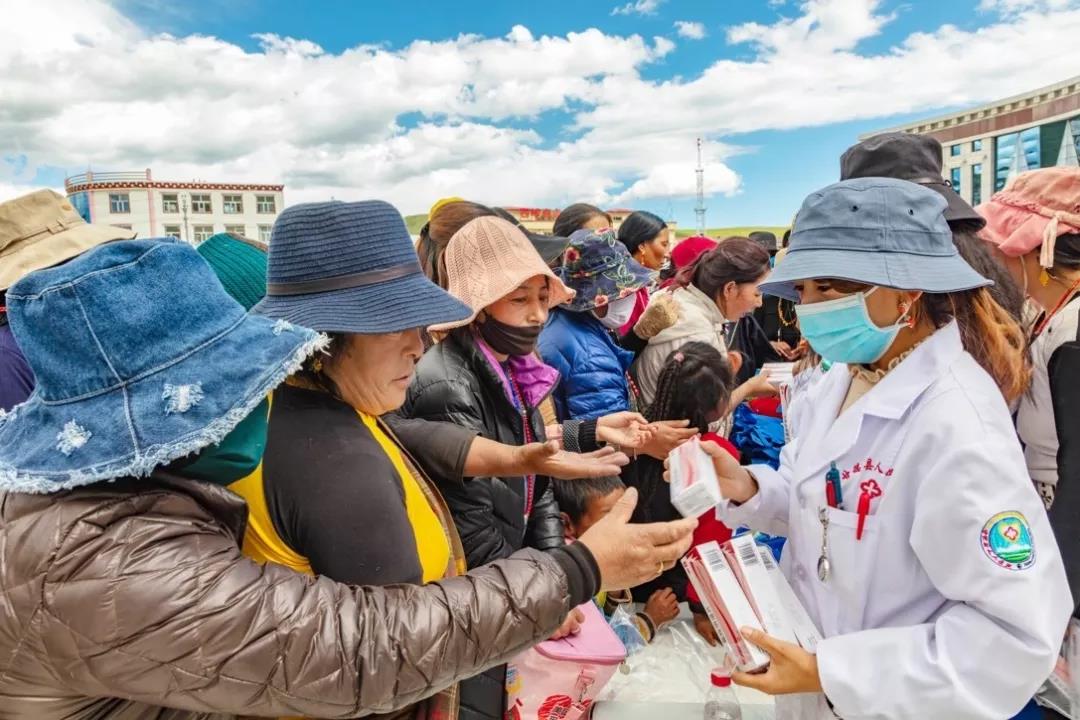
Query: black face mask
[[477, 316, 543, 356]]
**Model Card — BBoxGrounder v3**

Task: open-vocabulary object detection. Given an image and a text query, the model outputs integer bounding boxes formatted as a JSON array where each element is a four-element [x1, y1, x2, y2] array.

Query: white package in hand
[[682, 541, 770, 672], [724, 535, 798, 647], [756, 545, 822, 653], [668, 436, 721, 518]]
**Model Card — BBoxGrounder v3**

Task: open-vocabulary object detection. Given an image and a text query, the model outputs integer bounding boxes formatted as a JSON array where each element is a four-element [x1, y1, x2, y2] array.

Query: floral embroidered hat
[[0, 238, 326, 493], [556, 227, 656, 312]]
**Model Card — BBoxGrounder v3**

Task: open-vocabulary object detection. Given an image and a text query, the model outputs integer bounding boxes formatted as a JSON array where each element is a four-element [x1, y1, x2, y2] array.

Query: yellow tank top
[[229, 404, 450, 584]]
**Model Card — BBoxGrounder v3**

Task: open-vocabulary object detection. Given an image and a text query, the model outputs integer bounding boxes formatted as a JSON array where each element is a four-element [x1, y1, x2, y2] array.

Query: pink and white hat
[[977, 166, 1080, 270]]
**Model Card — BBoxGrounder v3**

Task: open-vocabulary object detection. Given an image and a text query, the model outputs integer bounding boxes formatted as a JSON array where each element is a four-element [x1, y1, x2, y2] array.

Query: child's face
[[569, 487, 627, 538]]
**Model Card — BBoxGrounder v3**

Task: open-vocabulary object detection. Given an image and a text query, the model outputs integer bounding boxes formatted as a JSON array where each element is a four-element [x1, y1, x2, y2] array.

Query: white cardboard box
[[668, 437, 721, 518], [756, 545, 822, 653], [724, 535, 799, 647], [682, 541, 770, 672]]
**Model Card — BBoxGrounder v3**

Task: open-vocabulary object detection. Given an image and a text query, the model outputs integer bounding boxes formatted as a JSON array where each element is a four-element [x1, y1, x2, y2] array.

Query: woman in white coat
[[706, 177, 1072, 720]]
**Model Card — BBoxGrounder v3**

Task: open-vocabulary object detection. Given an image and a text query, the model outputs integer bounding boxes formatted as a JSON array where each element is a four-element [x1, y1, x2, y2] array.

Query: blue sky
[[4, 0, 1080, 227]]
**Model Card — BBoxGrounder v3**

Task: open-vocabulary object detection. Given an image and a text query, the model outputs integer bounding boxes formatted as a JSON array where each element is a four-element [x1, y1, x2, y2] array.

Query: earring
[[312, 356, 323, 373], [1040, 268, 1051, 287], [899, 302, 916, 329]]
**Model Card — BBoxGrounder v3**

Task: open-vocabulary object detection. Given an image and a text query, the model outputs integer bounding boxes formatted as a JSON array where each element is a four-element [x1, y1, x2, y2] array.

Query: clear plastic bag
[[608, 605, 647, 657]]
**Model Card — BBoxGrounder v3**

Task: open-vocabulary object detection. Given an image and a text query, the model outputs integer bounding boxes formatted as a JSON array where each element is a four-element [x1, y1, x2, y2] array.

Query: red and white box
[[682, 541, 771, 672], [724, 535, 798, 647], [668, 436, 721, 519], [755, 545, 822, 653]]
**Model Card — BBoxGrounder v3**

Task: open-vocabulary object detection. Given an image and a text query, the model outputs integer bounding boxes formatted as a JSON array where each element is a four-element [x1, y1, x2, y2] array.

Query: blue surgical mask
[[795, 287, 907, 365]]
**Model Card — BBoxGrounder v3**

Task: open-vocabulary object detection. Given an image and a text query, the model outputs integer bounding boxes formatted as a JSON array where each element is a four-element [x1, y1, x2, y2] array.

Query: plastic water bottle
[[703, 670, 742, 720]]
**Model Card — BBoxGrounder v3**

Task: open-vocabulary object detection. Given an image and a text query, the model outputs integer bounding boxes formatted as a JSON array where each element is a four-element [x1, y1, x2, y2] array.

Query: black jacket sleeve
[[1047, 333, 1080, 614], [406, 377, 520, 567], [383, 413, 477, 485], [525, 481, 566, 553]]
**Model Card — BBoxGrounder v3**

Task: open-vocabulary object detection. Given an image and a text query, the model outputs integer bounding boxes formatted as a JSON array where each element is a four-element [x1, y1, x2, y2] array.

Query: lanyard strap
[[506, 368, 536, 518]]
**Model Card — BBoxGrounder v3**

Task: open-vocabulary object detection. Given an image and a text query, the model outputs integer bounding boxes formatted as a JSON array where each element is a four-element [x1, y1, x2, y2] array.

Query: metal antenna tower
[[694, 137, 706, 235]]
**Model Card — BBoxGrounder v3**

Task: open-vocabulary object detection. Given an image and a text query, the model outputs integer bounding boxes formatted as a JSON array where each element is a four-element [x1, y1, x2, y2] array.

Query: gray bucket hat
[[760, 177, 991, 301]]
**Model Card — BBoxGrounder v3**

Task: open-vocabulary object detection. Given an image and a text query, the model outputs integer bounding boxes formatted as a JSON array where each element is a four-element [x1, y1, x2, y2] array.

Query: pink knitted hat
[[978, 166, 1080, 269], [429, 216, 575, 331]]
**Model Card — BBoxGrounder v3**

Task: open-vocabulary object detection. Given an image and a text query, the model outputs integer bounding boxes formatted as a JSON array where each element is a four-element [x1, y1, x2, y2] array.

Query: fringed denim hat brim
[[0, 313, 327, 494]]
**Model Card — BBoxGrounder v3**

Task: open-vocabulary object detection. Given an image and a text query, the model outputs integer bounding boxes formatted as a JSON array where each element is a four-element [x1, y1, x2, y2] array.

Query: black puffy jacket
[[404, 329, 564, 566], [403, 329, 565, 720]]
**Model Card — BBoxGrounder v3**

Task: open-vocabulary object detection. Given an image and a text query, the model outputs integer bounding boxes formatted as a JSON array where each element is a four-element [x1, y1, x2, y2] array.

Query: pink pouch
[[505, 601, 626, 720]]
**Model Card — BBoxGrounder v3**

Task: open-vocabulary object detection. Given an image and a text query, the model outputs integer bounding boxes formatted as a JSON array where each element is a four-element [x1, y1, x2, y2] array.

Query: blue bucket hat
[[557, 227, 656, 312], [760, 177, 991, 301], [253, 200, 471, 333], [0, 239, 325, 493]]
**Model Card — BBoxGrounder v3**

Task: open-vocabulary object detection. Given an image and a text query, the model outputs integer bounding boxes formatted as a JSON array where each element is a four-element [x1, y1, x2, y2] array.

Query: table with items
[[593, 610, 775, 720]]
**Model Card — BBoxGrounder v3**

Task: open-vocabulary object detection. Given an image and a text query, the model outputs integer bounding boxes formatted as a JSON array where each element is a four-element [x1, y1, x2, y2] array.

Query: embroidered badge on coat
[[981, 511, 1036, 571]]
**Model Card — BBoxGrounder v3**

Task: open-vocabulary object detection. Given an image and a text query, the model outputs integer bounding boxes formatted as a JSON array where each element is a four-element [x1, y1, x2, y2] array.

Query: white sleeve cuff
[[716, 464, 789, 536]]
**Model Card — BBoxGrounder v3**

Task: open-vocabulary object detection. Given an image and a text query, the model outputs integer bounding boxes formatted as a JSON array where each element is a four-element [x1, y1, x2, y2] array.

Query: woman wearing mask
[[634, 237, 777, 408], [405, 217, 634, 720], [979, 167, 1080, 613], [538, 228, 697, 458], [699, 178, 1069, 719]]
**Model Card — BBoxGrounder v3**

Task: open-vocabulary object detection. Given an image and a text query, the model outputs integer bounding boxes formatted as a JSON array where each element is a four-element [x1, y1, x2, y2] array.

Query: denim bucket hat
[[253, 200, 471, 333], [759, 177, 991, 301], [0, 239, 326, 493], [557, 227, 656, 312]]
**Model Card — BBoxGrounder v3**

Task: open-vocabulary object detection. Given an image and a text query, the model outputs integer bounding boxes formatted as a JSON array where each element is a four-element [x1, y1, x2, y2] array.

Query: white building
[[64, 169, 284, 244]]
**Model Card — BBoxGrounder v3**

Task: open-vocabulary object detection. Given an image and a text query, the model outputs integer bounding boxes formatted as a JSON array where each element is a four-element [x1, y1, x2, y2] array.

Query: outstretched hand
[[519, 441, 630, 480]]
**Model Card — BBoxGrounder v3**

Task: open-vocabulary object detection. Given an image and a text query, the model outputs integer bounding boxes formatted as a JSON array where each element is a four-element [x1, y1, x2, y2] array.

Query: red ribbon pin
[[856, 479, 882, 540]]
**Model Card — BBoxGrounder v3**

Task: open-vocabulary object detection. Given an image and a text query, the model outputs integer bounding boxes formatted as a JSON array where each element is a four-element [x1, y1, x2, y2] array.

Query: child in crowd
[[623, 341, 742, 645], [553, 476, 680, 643]]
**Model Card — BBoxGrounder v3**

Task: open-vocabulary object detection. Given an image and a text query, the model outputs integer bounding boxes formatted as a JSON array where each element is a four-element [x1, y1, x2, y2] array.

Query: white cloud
[[674, 21, 707, 40], [611, 0, 664, 17], [979, 0, 1076, 13], [3, 0, 1080, 217]]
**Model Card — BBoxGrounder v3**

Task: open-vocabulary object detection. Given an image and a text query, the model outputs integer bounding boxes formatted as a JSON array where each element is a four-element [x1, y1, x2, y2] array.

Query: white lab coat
[[719, 321, 1072, 720]]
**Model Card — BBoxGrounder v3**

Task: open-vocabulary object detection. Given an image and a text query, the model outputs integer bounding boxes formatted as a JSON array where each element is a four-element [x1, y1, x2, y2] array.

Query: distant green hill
[[405, 214, 428, 235], [674, 226, 789, 240]]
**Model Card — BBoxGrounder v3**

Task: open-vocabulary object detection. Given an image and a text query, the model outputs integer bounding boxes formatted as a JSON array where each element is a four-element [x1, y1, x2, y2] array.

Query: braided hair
[[632, 341, 735, 520]]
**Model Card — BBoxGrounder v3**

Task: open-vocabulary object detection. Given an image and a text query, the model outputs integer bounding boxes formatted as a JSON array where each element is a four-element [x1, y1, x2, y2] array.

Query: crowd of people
[[0, 130, 1076, 720]]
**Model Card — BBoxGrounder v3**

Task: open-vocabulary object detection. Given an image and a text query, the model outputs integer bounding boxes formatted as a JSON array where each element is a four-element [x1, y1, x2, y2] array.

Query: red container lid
[[710, 671, 732, 688]]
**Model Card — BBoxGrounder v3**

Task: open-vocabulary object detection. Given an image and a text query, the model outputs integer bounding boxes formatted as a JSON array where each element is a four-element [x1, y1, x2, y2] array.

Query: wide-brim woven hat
[[556, 227, 656, 312], [840, 132, 985, 229], [253, 200, 471, 333], [977, 167, 1080, 267], [760, 177, 991, 301], [429, 216, 575, 332], [0, 239, 325, 493], [0, 189, 135, 290]]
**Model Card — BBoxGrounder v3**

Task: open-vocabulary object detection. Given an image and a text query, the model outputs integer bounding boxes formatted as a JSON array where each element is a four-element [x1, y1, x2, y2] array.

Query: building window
[[972, 139, 983, 152], [191, 194, 212, 214], [164, 224, 181, 239], [225, 224, 246, 237], [223, 194, 243, 214], [109, 193, 130, 214], [994, 126, 1042, 191], [950, 167, 961, 196], [972, 164, 983, 206], [162, 193, 179, 214], [193, 225, 214, 243], [950, 145, 962, 157], [256, 195, 276, 214], [257, 224, 272, 243]]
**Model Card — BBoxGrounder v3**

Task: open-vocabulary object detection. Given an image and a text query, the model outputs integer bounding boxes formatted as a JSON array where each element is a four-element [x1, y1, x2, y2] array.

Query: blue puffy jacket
[[539, 308, 635, 421]]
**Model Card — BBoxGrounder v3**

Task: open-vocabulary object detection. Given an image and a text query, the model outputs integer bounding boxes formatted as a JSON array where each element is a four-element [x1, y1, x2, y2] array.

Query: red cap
[[710, 671, 732, 688]]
